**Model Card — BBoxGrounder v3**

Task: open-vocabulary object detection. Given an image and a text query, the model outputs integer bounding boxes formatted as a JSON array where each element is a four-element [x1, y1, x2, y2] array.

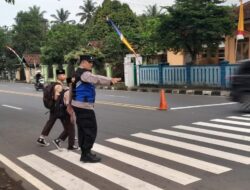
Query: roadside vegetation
[[1, 0, 235, 76]]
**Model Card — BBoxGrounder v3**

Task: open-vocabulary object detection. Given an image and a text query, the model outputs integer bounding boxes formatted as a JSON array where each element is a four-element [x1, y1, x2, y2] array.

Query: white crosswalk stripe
[[106, 137, 231, 174], [193, 122, 250, 133], [50, 150, 163, 190], [133, 132, 250, 164], [18, 154, 99, 190], [93, 144, 200, 185], [242, 114, 250, 117], [227, 116, 250, 121], [211, 119, 250, 127], [140, 127, 250, 152], [0, 154, 52, 190], [173, 125, 250, 141]]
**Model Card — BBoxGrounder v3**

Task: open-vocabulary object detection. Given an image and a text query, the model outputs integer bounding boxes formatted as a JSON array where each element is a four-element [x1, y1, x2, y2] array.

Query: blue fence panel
[[138, 63, 240, 88], [190, 66, 221, 87], [225, 64, 240, 88], [162, 66, 186, 85], [139, 65, 160, 85]]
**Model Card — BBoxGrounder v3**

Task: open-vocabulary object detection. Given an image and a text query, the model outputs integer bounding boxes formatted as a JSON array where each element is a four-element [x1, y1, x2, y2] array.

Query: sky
[[0, 0, 241, 27]]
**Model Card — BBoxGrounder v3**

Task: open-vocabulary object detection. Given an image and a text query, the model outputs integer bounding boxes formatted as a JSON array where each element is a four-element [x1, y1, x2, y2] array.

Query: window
[[236, 38, 249, 61], [218, 48, 225, 62]]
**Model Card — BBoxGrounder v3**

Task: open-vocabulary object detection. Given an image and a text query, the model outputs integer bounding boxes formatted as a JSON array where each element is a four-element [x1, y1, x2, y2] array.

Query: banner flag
[[106, 17, 137, 55], [237, 0, 244, 40]]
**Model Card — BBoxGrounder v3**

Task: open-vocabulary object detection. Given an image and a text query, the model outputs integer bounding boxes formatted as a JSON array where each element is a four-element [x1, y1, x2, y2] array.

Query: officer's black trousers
[[73, 107, 97, 153]]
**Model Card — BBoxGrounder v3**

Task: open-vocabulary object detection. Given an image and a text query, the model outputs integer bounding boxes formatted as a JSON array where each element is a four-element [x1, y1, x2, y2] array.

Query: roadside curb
[[97, 86, 230, 97], [0, 81, 230, 97]]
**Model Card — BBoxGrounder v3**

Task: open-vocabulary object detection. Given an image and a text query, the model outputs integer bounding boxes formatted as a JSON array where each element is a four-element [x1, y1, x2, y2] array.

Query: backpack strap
[[55, 88, 69, 106]]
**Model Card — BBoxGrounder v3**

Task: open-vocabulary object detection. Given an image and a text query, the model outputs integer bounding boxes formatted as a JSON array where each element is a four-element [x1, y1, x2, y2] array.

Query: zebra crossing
[[18, 155, 98, 190], [50, 150, 162, 190], [1, 114, 250, 190]]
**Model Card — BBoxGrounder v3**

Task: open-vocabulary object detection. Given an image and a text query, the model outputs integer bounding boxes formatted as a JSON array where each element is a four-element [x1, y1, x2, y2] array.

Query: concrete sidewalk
[[97, 85, 231, 97], [0, 167, 25, 190], [0, 80, 231, 97]]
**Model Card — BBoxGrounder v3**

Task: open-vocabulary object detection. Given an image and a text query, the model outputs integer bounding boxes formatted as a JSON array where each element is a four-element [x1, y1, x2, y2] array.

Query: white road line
[[2, 104, 22, 110], [152, 126, 250, 152], [103, 95, 127, 98], [93, 144, 200, 185], [18, 154, 99, 190], [133, 132, 250, 165], [96, 100, 157, 110], [243, 114, 250, 117], [0, 89, 155, 110], [170, 102, 237, 110], [173, 125, 250, 142], [107, 138, 231, 174], [0, 154, 52, 190], [193, 122, 250, 133], [50, 150, 163, 190], [211, 119, 250, 127], [0, 90, 42, 97], [227, 116, 250, 121]]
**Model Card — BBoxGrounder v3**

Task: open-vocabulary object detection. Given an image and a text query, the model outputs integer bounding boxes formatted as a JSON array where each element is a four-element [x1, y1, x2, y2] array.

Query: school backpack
[[43, 82, 60, 110], [53, 89, 68, 118]]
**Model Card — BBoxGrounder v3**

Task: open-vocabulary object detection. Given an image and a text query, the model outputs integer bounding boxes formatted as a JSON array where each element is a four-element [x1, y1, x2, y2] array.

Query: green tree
[[76, 0, 97, 24], [51, 8, 75, 24], [5, 0, 14, 4], [143, 4, 162, 17], [0, 27, 7, 54], [0, 27, 7, 71], [138, 4, 166, 59], [41, 24, 85, 67], [28, 5, 46, 18], [84, 0, 140, 76], [0, 26, 12, 57], [137, 15, 162, 58], [12, 5, 48, 54], [0, 26, 19, 75], [158, 0, 235, 64]]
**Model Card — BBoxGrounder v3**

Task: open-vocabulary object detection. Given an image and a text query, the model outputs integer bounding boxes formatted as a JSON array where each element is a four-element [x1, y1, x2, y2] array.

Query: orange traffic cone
[[159, 89, 168, 110]]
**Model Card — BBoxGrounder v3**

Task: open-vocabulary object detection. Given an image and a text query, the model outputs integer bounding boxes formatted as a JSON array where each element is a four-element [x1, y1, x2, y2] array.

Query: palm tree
[[143, 4, 162, 17], [28, 5, 46, 18], [51, 8, 75, 24], [5, 0, 14, 4], [76, 0, 97, 24], [28, 6, 48, 35]]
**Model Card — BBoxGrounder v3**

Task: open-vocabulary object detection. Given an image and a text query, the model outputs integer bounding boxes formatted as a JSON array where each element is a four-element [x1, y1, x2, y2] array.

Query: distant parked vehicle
[[230, 59, 250, 112], [34, 78, 44, 91]]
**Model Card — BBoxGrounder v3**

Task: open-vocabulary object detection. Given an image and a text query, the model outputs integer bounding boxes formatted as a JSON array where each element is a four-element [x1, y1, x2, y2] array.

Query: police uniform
[[72, 55, 112, 162]]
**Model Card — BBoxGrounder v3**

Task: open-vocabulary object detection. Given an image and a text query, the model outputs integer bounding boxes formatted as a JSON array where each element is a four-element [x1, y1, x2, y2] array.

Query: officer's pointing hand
[[111, 78, 121, 84]]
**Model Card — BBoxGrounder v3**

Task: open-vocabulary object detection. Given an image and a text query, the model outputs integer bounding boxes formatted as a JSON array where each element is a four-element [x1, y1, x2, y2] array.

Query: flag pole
[[5, 46, 26, 68], [235, 38, 238, 62]]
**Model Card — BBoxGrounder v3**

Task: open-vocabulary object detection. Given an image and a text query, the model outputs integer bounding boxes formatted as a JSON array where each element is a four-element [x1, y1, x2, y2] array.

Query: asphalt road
[[0, 82, 249, 190]]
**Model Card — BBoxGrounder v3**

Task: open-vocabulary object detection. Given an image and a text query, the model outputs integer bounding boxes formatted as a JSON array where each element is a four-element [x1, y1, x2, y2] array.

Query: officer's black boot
[[80, 150, 101, 163]]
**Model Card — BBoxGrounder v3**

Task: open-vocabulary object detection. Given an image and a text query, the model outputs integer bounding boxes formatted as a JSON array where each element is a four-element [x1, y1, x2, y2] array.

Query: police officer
[[71, 55, 121, 163]]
